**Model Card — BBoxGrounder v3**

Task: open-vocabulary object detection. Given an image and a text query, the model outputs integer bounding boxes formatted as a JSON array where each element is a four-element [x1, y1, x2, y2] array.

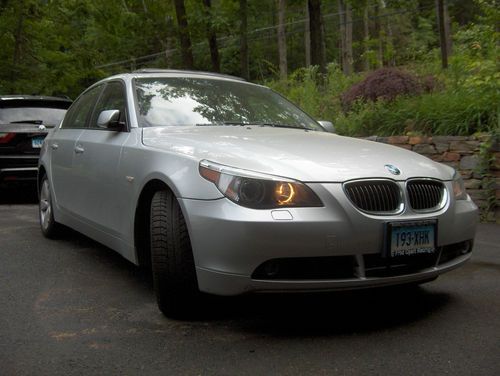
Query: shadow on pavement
[[0, 184, 38, 204], [199, 286, 452, 336]]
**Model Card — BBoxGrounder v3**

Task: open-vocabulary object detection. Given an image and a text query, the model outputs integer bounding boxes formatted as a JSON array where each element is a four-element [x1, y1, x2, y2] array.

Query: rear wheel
[[39, 175, 60, 238], [150, 190, 200, 318]]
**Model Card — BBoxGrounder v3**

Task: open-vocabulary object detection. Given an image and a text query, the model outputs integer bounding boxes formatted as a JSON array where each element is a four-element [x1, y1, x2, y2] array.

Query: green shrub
[[336, 87, 497, 136]]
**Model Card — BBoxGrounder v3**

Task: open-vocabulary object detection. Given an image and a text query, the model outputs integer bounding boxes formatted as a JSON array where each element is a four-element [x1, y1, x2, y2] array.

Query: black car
[[0, 95, 72, 185]]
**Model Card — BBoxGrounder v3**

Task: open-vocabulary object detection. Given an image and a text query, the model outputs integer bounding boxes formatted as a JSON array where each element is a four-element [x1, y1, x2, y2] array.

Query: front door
[[70, 81, 131, 237]]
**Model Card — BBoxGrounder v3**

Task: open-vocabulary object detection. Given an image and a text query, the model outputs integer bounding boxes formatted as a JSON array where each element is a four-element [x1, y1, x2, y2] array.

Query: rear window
[[0, 100, 71, 126]]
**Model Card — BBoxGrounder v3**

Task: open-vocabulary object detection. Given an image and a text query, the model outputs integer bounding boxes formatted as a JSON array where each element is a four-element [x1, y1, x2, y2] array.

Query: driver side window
[[61, 85, 103, 129], [89, 81, 127, 129]]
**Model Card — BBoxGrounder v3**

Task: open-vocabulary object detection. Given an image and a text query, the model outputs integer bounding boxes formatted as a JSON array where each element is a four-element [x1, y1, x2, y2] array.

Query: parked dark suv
[[0, 95, 71, 186]]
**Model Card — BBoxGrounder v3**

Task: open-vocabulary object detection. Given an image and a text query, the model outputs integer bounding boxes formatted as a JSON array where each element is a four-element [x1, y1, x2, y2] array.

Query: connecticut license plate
[[387, 221, 436, 258], [31, 136, 44, 148]]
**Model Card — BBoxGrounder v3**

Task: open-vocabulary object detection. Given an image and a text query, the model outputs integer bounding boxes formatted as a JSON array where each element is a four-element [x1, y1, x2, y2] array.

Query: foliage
[[268, 1, 499, 137], [334, 86, 497, 136], [340, 68, 432, 110], [267, 63, 360, 122]]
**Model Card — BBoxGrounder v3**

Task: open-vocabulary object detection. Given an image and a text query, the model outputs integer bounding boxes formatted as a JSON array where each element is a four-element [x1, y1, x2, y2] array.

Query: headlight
[[199, 160, 323, 209], [452, 171, 467, 200]]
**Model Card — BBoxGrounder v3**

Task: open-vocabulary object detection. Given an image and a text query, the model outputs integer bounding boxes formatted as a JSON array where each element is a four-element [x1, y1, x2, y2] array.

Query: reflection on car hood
[[142, 126, 454, 182]]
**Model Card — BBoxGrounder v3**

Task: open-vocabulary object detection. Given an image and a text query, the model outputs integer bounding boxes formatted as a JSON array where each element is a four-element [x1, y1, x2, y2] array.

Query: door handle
[[74, 145, 85, 154], [51, 143, 59, 150]]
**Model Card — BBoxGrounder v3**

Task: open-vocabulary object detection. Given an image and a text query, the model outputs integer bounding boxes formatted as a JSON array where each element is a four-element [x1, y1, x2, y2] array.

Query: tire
[[150, 190, 200, 318], [39, 174, 61, 238]]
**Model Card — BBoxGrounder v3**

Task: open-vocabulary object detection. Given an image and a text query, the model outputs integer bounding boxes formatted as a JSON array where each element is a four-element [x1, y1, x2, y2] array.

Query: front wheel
[[150, 190, 200, 318], [39, 175, 61, 238]]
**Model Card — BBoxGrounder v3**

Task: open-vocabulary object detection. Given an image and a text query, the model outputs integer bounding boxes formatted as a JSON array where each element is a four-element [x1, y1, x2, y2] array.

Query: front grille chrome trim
[[406, 178, 447, 213], [343, 179, 404, 215]]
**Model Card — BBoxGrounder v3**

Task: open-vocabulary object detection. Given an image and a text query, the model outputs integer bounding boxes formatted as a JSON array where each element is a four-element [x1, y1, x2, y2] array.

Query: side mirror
[[97, 109, 123, 131], [318, 120, 336, 133]]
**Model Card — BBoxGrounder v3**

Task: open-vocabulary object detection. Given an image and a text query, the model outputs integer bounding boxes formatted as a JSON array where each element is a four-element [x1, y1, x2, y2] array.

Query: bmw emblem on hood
[[38, 124, 46, 131], [385, 164, 401, 175]]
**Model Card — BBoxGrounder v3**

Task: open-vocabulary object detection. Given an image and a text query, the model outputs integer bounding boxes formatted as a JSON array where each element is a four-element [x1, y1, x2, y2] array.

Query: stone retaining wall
[[365, 133, 500, 222]]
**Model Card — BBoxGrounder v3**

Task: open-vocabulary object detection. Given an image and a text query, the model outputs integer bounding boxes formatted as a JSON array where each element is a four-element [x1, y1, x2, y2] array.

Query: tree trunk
[[203, 0, 220, 72], [436, 0, 448, 68], [443, 0, 452, 55], [383, 0, 395, 66], [173, 0, 194, 69], [276, 0, 287, 80], [239, 0, 249, 80], [308, 0, 326, 74], [345, 2, 353, 74], [374, 2, 383, 68], [363, 4, 370, 71], [13, 5, 24, 66], [338, 0, 353, 75], [165, 37, 174, 68], [305, 1, 311, 67], [338, 0, 346, 72]]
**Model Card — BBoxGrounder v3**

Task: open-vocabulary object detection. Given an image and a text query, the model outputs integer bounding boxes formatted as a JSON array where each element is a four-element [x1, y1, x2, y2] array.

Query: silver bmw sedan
[[38, 70, 478, 317]]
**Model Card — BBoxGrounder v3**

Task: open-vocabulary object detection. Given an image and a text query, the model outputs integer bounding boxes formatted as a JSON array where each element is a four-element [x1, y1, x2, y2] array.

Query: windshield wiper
[[223, 121, 249, 126], [10, 120, 44, 125], [195, 121, 313, 130], [195, 121, 250, 127], [256, 122, 314, 130]]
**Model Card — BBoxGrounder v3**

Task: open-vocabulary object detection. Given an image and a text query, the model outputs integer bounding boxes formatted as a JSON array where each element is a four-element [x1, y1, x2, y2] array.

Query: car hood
[[142, 126, 453, 182]]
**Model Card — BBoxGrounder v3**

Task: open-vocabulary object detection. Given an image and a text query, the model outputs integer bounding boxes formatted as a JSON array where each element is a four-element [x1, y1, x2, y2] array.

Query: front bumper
[[180, 182, 478, 296]]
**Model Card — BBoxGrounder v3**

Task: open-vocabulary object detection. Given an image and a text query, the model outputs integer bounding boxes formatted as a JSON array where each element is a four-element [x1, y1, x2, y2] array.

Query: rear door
[[49, 86, 103, 215], [70, 81, 131, 236]]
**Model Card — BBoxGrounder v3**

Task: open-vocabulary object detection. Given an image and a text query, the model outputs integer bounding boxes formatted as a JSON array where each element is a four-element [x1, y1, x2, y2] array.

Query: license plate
[[387, 221, 436, 258], [32, 136, 44, 148]]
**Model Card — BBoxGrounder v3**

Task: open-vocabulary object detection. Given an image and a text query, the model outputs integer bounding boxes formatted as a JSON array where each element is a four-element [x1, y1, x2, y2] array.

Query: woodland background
[[0, 0, 498, 136]]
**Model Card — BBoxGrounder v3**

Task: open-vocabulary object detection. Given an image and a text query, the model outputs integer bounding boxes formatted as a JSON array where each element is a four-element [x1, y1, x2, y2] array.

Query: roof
[[132, 69, 246, 82]]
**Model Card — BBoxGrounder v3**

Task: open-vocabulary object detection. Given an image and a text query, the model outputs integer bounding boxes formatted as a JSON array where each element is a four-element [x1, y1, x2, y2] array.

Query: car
[[0, 95, 72, 186], [38, 69, 478, 318]]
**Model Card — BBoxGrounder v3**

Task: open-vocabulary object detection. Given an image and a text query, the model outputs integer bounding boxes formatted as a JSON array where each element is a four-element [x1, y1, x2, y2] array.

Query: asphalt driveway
[[0, 187, 499, 375]]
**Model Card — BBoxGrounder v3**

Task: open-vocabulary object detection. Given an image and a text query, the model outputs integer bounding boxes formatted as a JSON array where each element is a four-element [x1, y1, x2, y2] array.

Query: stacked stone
[[365, 133, 500, 223]]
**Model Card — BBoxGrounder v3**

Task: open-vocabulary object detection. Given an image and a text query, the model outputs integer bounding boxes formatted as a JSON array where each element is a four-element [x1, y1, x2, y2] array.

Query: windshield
[[0, 107, 67, 126], [134, 77, 323, 131]]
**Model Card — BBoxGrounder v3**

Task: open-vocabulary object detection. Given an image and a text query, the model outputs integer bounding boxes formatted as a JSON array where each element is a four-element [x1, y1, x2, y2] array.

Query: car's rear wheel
[[150, 189, 200, 318], [39, 175, 60, 238]]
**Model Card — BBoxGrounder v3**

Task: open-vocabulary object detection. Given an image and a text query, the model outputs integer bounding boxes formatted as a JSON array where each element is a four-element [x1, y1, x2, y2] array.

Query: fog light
[[264, 261, 279, 277], [460, 241, 472, 255]]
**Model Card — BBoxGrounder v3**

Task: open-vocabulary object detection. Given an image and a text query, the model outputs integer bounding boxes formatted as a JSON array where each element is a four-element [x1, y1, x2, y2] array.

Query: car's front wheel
[[150, 189, 200, 318], [39, 175, 60, 238]]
